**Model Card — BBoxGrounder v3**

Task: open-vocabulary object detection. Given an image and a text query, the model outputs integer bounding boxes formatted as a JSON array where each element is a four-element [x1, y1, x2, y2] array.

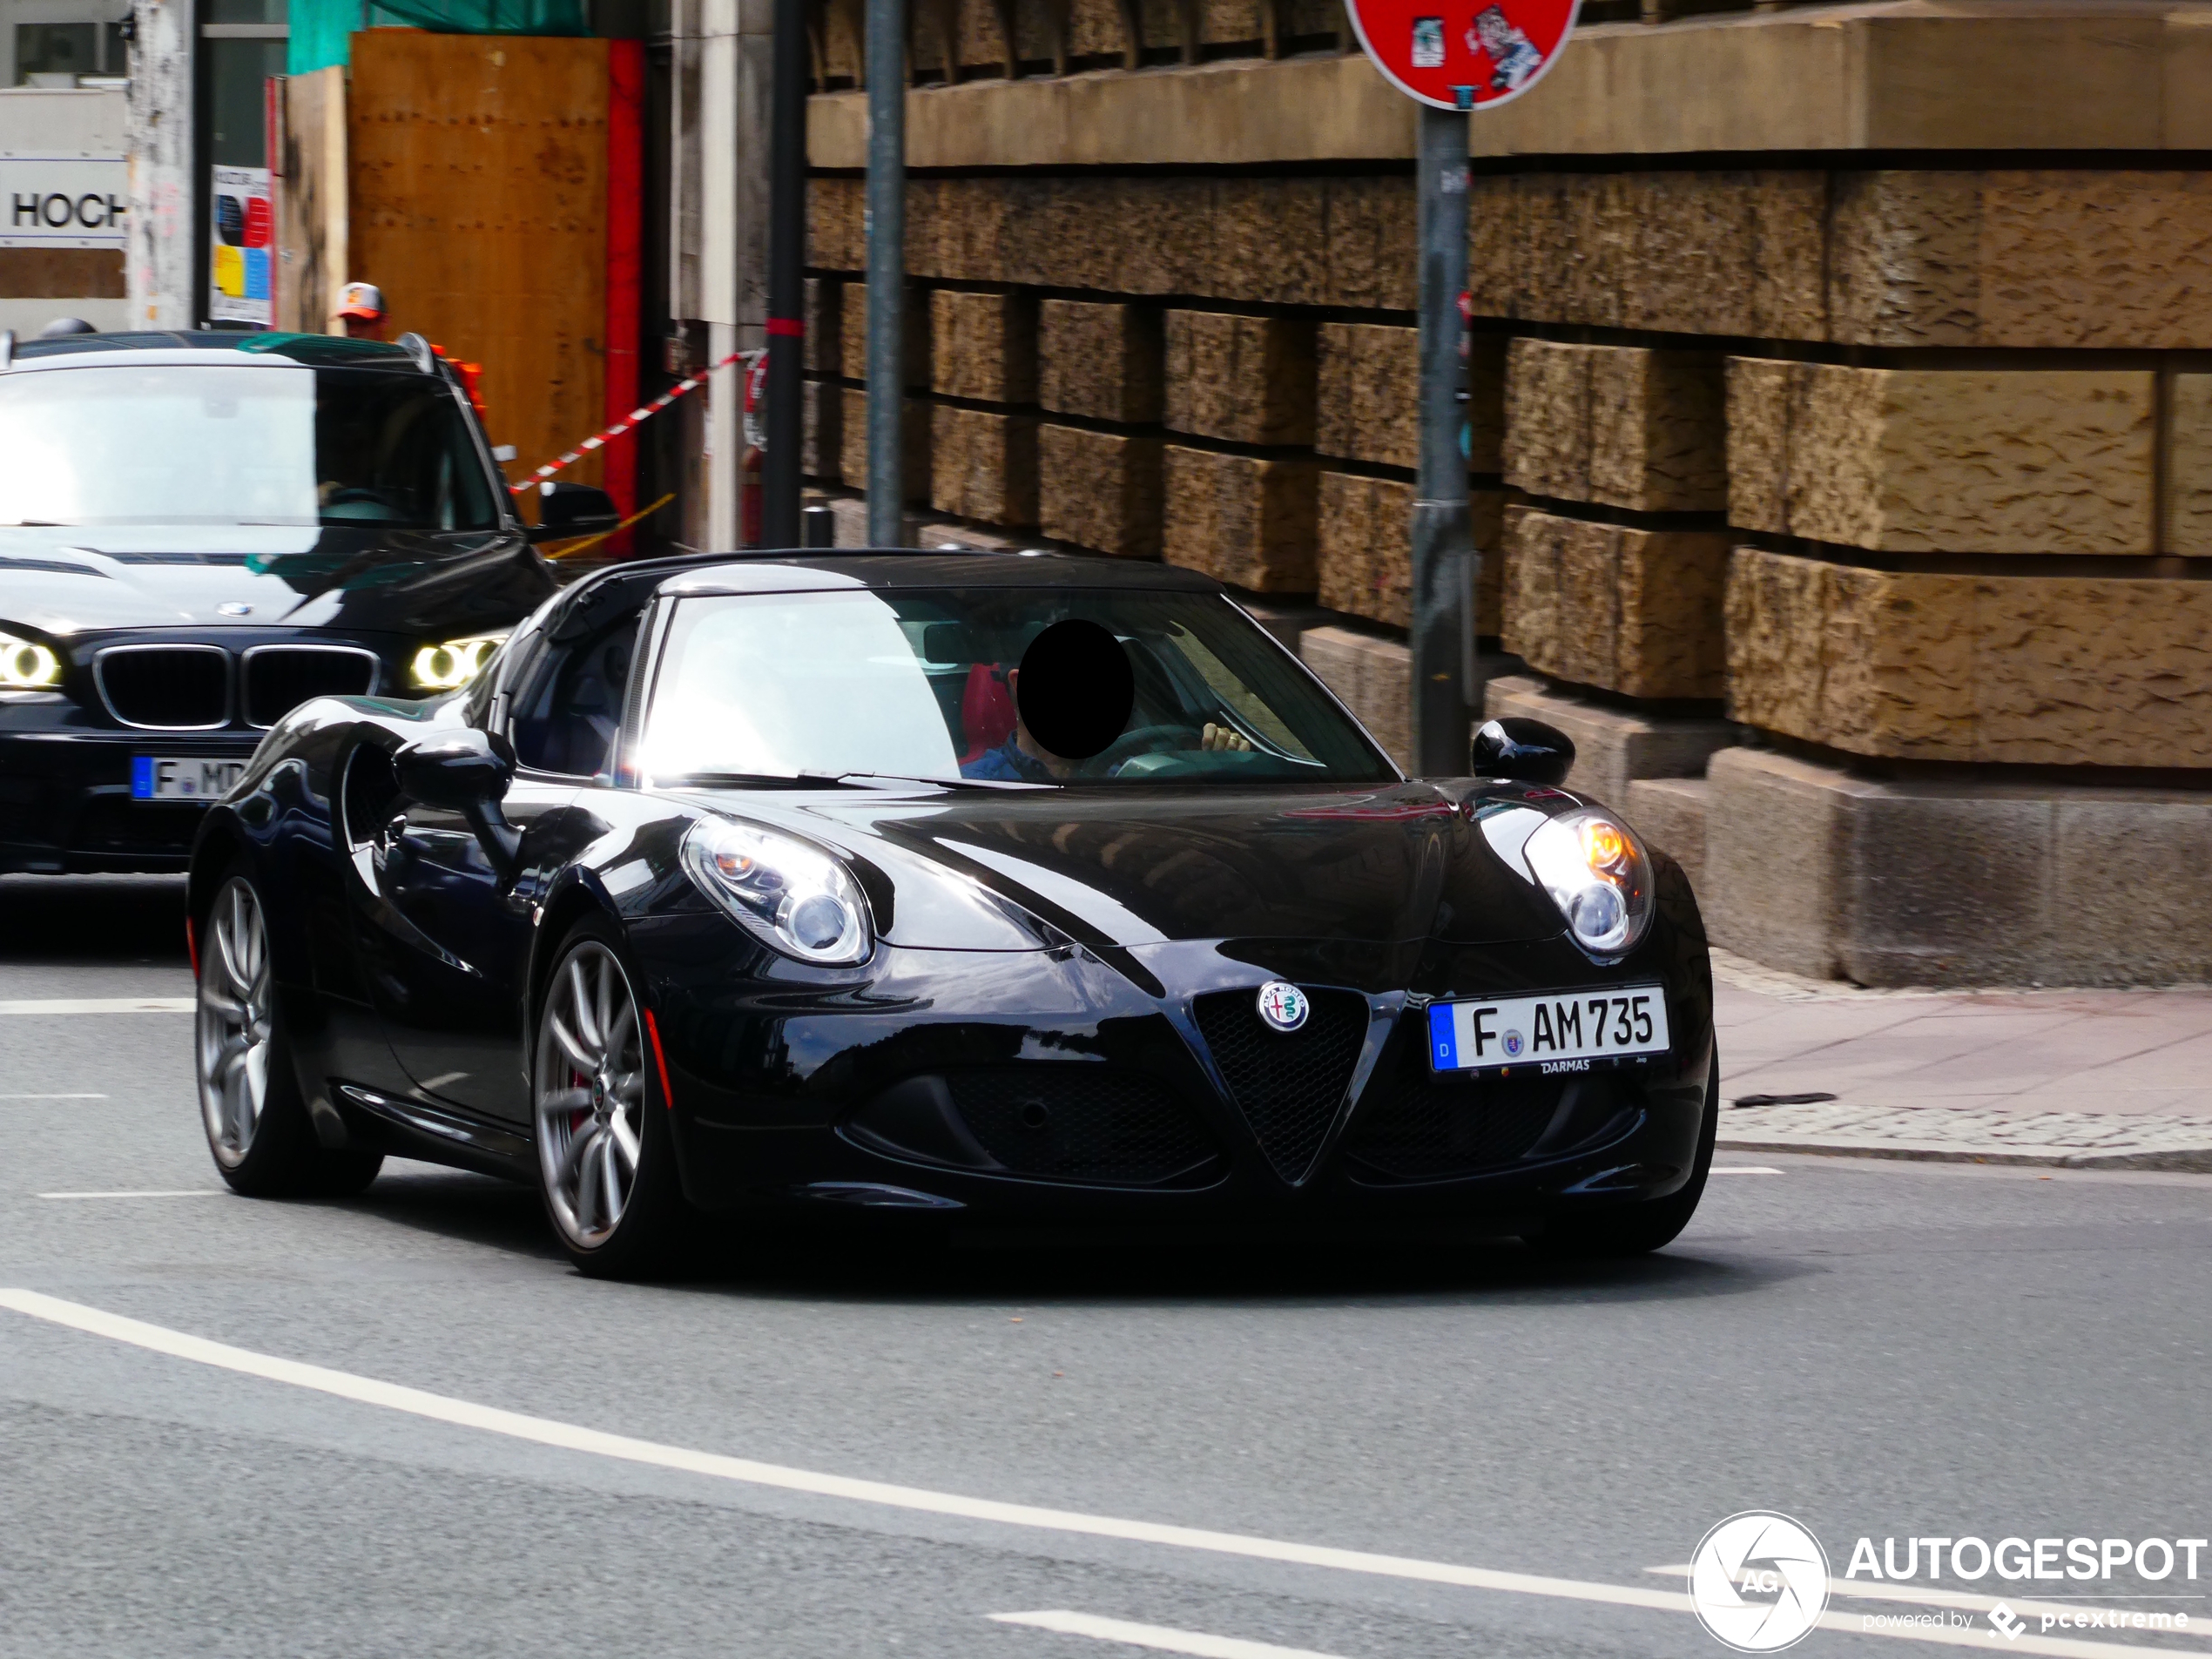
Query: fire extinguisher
[[740, 351, 767, 549]]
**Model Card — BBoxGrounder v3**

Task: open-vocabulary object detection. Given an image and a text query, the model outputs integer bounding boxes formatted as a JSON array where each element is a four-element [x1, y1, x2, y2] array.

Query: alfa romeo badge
[[1256, 981, 1310, 1033]]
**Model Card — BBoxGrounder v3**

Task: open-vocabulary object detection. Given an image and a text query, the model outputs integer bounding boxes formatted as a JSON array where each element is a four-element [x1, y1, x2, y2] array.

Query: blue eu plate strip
[[131, 756, 155, 800], [1427, 1002, 1456, 1070]]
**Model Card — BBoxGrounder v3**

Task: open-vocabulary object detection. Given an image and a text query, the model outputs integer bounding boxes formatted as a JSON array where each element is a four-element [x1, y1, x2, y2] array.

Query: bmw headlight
[[0, 630, 62, 689], [681, 819, 873, 966], [1522, 808, 1654, 958], [410, 633, 508, 691]]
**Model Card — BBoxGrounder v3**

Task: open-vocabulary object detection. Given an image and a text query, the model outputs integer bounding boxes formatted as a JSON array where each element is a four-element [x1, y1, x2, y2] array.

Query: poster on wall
[[209, 165, 273, 326]]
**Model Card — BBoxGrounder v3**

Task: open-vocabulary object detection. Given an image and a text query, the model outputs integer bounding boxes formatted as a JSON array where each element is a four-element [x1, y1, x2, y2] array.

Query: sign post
[[864, 0, 907, 548], [1411, 111, 1471, 779], [1341, 0, 1579, 775]]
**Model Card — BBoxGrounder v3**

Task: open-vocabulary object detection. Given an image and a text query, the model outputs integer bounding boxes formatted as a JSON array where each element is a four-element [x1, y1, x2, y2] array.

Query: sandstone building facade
[[799, 1, 2212, 986]]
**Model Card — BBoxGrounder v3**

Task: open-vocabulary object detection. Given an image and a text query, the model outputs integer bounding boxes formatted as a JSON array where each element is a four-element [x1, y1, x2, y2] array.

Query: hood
[[0, 525, 549, 639], [779, 780, 1569, 949]]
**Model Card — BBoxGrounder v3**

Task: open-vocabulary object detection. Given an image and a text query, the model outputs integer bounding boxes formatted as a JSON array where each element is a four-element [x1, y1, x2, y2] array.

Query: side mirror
[[527, 482, 621, 544], [1471, 717, 1575, 786], [395, 731, 522, 880], [395, 730, 512, 811]]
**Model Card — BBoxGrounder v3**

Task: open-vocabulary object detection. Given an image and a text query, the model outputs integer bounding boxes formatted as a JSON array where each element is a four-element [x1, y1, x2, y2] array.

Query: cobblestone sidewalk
[[1709, 951, 2212, 1171], [1717, 1099, 2212, 1170]]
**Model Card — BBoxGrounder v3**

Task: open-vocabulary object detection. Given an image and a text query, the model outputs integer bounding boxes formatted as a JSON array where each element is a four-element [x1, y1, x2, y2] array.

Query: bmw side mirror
[[395, 732, 522, 880], [1471, 718, 1575, 786], [527, 482, 621, 544]]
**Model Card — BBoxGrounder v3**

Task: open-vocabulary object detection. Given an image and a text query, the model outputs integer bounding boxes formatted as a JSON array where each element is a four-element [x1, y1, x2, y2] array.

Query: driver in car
[[959, 664, 1258, 781]]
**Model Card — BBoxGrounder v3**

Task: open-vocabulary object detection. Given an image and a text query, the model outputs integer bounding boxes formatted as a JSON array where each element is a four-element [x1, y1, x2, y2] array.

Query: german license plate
[[132, 756, 246, 802], [1427, 987, 1669, 1076]]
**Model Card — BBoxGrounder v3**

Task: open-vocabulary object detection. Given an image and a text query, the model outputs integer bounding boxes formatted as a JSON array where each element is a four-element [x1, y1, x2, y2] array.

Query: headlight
[[1522, 808, 1654, 958], [0, 631, 62, 689], [681, 819, 873, 966], [410, 633, 507, 691]]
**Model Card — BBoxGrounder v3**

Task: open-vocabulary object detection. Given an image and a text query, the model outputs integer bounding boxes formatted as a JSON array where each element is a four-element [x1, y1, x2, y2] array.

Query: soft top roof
[[8, 330, 423, 370]]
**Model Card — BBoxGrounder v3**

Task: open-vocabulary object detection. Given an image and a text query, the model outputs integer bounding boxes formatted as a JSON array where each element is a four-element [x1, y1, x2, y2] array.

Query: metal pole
[[762, 0, 809, 549], [1410, 105, 1472, 778], [864, 0, 906, 546]]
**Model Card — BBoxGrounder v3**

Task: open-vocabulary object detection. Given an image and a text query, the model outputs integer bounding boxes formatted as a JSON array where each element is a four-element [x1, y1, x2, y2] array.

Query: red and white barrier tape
[[509, 347, 761, 494]]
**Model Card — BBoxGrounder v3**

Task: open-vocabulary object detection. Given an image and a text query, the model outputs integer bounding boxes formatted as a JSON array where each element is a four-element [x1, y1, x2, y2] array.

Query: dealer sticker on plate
[[132, 755, 246, 802], [1427, 987, 1669, 1076]]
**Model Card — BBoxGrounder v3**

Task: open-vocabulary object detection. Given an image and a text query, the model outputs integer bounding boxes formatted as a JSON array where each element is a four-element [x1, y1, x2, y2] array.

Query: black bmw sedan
[[186, 552, 1716, 1275], [0, 328, 610, 874]]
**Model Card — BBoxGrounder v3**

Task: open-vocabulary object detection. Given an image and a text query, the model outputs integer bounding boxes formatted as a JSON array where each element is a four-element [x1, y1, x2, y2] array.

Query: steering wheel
[[1080, 723, 1200, 777], [320, 486, 402, 521]]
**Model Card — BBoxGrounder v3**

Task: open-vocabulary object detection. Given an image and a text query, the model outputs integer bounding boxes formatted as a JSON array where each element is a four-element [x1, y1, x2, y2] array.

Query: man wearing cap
[[336, 281, 386, 340]]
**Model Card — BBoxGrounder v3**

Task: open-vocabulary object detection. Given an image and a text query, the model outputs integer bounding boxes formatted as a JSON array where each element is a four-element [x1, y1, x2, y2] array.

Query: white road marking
[[1707, 1166, 1783, 1176], [989, 1610, 1349, 1658], [36, 1190, 222, 1201], [0, 998, 194, 1015], [0, 1093, 108, 1100], [1647, 1566, 2212, 1635], [0, 1289, 2185, 1659]]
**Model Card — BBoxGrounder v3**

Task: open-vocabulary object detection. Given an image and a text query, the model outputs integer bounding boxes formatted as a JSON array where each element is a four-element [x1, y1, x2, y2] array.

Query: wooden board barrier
[[346, 30, 612, 496]]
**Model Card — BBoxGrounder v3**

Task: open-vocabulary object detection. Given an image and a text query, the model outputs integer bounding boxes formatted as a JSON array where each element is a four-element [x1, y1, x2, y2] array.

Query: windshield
[[0, 363, 502, 530], [637, 587, 1398, 788]]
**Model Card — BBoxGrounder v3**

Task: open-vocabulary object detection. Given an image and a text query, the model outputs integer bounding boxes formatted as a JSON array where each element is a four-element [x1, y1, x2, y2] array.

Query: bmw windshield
[[0, 361, 502, 532], [637, 587, 1399, 788]]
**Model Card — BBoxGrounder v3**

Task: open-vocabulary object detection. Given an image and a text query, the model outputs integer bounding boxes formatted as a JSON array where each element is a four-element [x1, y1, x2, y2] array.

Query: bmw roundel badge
[[1256, 980, 1309, 1033]]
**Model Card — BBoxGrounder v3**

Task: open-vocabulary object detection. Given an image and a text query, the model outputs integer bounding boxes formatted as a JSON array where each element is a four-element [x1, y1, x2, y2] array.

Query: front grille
[[245, 647, 376, 726], [96, 647, 228, 729], [1341, 1068, 1588, 1182], [1191, 986, 1369, 1183], [73, 796, 204, 855], [942, 1067, 1219, 1185]]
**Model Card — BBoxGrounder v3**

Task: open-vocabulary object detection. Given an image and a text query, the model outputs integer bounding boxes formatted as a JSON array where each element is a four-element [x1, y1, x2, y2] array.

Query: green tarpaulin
[[288, 0, 587, 77]]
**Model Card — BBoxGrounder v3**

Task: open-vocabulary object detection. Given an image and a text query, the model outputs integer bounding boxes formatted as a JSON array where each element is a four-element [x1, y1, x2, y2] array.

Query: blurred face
[[341, 314, 383, 340]]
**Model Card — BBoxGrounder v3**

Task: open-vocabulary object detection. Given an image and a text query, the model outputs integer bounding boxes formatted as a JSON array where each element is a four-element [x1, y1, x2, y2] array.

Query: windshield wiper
[[654, 771, 873, 791], [823, 771, 1048, 792], [655, 769, 1045, 793]]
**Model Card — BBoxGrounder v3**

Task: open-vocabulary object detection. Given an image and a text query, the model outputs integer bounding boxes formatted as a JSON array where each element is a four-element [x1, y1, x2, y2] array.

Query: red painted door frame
[[602, 38, 645, 554]]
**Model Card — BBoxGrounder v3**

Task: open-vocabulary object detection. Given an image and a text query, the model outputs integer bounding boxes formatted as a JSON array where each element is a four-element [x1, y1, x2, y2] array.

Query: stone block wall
[[806, 158, 2212, 777]]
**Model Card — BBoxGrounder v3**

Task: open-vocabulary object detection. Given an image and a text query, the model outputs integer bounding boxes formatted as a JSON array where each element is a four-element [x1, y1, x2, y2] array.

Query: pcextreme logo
[[1690, 1512, 1831, 1652]]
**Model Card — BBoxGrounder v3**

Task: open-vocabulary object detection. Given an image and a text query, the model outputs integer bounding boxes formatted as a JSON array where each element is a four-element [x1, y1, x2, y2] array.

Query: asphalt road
[[3, 875, 2209, 1659]]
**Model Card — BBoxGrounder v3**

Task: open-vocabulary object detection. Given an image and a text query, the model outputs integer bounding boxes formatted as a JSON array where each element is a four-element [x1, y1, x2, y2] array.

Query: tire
[[531, 917, 689, 1278], [1526, 1049, 1719, 1258], [197, 867, 383, 1197]]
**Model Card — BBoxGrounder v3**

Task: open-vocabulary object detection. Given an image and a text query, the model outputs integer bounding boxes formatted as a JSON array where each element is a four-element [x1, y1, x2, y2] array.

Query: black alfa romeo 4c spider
[[186, 551, 1717, 1275]]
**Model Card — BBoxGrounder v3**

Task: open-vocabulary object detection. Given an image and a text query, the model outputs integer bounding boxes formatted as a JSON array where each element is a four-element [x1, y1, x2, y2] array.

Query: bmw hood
[[785, 781, 1571, 948], [0, 525, 547, 637]]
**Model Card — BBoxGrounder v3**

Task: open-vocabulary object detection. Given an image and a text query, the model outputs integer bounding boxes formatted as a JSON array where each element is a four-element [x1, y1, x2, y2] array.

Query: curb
[[1715, 1136, 2212, 1175]]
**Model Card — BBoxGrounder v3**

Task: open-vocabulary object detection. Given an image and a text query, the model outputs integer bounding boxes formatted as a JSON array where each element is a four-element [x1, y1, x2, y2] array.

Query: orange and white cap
[[336, 280, 386, 320]]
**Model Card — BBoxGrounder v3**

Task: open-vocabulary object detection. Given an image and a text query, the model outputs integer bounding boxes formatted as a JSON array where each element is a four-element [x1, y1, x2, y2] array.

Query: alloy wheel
[[535, 941, 648, 1250], [197, 878, 273, 1169]]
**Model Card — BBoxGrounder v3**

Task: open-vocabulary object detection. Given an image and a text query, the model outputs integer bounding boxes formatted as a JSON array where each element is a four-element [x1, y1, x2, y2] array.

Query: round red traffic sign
[[1345, 0, 1579, 111]]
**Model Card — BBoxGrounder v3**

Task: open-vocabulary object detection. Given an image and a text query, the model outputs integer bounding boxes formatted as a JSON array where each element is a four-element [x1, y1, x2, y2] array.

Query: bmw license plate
[[1427, 987, 1669, 1076], [132, 755, 246, 802]]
